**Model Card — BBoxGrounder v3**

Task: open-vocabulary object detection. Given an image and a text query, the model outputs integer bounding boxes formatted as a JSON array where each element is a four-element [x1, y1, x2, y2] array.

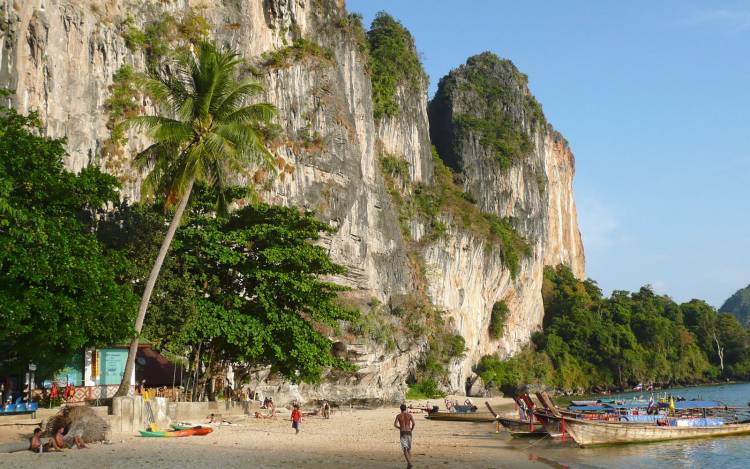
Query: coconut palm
[[114, 41, 276, 397]]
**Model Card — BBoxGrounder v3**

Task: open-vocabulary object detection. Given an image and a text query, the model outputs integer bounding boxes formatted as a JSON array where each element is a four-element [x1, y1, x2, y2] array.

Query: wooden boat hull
[[561, 417, 750, 447], [532, 412, 565, 437], [425, 412, 495, 422], [139, 427, 213, 437], [497, 417, 547, 435]]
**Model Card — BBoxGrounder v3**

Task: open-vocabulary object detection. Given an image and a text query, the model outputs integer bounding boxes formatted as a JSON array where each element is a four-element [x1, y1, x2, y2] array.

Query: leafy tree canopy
[[99, 188, 358, 386], [478, 265, 750, 395], [0, 97, 136, 375]]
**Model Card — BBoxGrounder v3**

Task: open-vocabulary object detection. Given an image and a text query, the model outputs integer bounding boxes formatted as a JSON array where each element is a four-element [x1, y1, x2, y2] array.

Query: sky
[[346, 0, 750, 307]]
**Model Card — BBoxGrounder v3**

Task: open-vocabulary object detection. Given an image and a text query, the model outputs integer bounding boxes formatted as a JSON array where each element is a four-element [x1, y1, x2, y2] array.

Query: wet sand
[[0, 398, 561, 468]]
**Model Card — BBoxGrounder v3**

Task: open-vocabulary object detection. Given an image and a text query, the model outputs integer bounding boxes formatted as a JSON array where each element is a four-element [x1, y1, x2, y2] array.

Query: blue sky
[[347, 0, 750, 307]]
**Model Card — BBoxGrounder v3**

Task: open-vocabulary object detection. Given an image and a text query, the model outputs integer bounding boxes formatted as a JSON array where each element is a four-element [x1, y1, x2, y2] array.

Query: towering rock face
[[426, 52, 584, 389], [1, 1, 584, 401]]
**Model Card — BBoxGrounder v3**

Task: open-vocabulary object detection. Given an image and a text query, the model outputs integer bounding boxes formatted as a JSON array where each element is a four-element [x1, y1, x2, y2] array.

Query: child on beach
[[291, 404, 302, 434], [29, 428, 43, 453]]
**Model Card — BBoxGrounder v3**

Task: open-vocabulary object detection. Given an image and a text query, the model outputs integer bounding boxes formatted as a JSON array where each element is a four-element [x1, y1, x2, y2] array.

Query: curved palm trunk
[[114, 178, 195, 397]]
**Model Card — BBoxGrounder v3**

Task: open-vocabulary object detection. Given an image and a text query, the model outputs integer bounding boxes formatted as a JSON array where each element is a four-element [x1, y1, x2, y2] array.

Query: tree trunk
[[114, 178, 195, 397], [713, 332, 725, 372]]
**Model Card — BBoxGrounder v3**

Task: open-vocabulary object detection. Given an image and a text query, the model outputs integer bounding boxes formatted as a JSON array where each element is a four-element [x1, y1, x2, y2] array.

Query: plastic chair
[[28, 402, 38, 411], [5, 404, 16, 412], [15, 403, 26, 412]]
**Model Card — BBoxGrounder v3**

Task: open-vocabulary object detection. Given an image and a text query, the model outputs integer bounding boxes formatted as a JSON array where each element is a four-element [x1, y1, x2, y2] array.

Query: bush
[[476, 349, 553, 396], [449, 334, 466, 358], [379, 155, 410, 181], [406, 378, 445, 399], [261, 39, 334, 68], [489, 301, 509, 339]]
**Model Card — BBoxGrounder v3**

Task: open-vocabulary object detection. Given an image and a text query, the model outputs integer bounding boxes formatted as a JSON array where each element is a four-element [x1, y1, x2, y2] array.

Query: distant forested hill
[[720, 285, 750, 326]]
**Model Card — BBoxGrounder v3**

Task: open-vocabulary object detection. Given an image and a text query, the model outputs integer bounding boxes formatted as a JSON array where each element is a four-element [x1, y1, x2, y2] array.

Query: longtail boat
[[557, 416, 750, 447], [424, 411, 496, 422], [485, 400, 550, 437]]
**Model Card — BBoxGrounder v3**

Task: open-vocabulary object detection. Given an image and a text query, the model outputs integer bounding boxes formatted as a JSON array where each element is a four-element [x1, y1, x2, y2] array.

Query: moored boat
[[497, 416, 549, 437], [557, 416, 750, 447], [485, 400, 550, 437], [424, 412, 496, 422]]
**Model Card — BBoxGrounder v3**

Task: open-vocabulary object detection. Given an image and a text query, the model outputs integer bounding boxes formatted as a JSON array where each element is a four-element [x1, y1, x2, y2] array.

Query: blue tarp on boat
[[669, 418, 725, 427], [619, 415, 662, 422], [569, 400, 724, 413]]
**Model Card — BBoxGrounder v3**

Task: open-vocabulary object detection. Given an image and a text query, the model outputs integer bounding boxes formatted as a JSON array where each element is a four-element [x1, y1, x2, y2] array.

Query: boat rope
[[520, 432, 550, 450]]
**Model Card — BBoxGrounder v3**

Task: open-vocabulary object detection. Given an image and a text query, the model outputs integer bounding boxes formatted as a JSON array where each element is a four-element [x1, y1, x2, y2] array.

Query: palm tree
[[114, 41, 276, 397]]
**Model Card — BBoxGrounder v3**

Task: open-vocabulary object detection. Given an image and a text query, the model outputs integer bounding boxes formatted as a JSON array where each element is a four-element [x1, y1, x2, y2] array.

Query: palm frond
[[222, 103, 277, 125], [129, 40, 277, 210], [214, 81, 270, 120]]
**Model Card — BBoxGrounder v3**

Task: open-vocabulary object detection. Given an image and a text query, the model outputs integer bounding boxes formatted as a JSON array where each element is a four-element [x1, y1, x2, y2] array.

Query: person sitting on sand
[[394, 404, 415, 469], [47, 426, 86, 450], [29, 428, 44, 453]]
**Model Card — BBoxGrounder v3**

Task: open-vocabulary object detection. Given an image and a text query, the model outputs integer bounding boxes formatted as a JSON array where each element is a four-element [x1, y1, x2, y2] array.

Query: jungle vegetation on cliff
[[367, 11, 427, 120], [479, 265, 750, 395]]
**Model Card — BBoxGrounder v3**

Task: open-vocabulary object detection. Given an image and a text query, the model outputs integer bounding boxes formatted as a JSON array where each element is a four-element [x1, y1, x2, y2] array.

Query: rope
[[520, 432, 550, 450]]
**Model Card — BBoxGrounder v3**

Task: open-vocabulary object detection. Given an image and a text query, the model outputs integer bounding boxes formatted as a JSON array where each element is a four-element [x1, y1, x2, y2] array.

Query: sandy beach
[[0, 398, 563, 469]]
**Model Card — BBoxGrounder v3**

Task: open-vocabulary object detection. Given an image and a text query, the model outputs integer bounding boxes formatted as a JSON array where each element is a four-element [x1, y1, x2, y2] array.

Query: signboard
[[99, 348, 128, 385]]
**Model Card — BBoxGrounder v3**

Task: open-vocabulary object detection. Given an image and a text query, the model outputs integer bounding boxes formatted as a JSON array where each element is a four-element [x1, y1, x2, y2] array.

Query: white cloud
[[680, 7, 750, 33]]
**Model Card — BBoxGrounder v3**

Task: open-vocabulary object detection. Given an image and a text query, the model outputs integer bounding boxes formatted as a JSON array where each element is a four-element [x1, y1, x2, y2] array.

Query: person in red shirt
[[291, 404, 302, 434]]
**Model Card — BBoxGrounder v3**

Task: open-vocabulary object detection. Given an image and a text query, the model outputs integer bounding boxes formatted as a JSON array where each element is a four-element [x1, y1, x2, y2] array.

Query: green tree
[[101, 194, 357, 399], [115, 42, 277, 396], [0, 96, 136, 375]]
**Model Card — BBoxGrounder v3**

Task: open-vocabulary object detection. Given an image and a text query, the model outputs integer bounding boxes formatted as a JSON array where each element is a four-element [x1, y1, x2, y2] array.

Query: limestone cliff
[[1, 0, 584, 401], [427, 53, 584, 390]]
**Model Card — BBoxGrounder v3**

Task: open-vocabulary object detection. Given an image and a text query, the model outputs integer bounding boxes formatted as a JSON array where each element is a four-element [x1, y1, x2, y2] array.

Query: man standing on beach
[[394, 404, 415, 468]]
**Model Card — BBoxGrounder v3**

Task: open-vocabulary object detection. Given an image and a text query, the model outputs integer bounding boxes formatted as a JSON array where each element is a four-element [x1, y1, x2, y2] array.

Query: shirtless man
[[48, 426, 86, 450], [393, 404, 415, 468], [29, 428, 43, 452]]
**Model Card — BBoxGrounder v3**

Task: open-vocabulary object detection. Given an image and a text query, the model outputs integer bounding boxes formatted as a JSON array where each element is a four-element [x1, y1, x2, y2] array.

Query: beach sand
[[0, 397, 560, 468]]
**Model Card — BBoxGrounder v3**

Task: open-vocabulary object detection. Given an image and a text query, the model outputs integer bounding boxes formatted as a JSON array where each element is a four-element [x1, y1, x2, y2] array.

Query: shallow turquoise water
[[525, 382, 750, 469]]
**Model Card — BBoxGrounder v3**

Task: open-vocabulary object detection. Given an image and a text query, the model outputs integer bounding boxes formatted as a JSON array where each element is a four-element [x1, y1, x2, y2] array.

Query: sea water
[[522, 382, 750, 469]]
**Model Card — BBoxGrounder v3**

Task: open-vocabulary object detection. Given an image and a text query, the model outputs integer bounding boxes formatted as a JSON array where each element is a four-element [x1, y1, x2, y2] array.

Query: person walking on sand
[[394, 403, 415, 468], [291, 403, 302, 434]]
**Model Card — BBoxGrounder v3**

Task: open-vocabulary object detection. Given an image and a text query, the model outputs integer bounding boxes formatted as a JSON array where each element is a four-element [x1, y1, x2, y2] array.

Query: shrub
[[489, 301, 509, 339], [261, 39, 334, 68], [448, 334, 466, 358], [379, 155, 410, 181], [475, 349, 553, 396], [406, 378, 445, 399]]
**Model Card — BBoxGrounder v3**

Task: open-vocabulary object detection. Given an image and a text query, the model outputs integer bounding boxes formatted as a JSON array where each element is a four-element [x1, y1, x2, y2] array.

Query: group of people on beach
[[29, 426, 87, 453]]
